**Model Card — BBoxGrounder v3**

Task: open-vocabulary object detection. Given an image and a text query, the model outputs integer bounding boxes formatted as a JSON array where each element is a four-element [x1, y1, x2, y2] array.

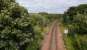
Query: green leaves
[[63, 4, 87, 50], [0, 0, 49, 50], [63, 4, 87, 34], [0, 0, 35, 50], [0, 0, 53, 50]]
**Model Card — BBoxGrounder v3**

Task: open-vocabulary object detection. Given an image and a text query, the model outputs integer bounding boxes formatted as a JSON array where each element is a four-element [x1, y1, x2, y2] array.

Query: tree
[[0, 0, 36, 50], [63, 4, 87, 34]]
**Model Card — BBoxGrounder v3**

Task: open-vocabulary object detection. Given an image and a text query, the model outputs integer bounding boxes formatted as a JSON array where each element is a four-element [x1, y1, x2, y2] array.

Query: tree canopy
[[0, 0, 46, 50], [63, 4, 87, 34]]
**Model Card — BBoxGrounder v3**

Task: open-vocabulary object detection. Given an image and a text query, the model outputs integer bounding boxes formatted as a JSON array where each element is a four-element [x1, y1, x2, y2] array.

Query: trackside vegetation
[[63, 4, 87, 50]]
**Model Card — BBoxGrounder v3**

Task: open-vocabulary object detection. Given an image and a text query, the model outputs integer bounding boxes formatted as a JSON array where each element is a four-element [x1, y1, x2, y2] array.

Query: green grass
[[64, 35, 75, 50], [64, 34, 87, 50]]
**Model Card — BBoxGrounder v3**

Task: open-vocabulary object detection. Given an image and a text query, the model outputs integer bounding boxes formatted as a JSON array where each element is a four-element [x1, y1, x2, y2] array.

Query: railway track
[[49, 22, 58, 50], [41, 21, 65, 50]]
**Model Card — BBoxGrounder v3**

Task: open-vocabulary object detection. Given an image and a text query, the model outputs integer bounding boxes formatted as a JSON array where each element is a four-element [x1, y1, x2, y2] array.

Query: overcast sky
[[16, 0, 87, 14]]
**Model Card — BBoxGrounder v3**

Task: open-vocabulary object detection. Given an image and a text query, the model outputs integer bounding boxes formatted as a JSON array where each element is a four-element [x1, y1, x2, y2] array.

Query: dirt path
[[41, 21, 65, 50]]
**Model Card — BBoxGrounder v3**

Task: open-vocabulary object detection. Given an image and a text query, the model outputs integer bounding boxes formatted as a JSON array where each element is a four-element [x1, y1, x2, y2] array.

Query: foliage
[[0, 0, 48, 50], [63, 4, 87, 50], [63, 4, 87, 34]]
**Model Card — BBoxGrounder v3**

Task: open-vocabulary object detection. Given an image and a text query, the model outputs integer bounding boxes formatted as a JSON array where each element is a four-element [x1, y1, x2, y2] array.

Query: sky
[[16, 0, 87, 14]]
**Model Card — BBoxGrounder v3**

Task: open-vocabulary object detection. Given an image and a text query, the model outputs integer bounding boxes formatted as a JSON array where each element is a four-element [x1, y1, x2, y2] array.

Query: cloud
[[16, 0, 87, 14]]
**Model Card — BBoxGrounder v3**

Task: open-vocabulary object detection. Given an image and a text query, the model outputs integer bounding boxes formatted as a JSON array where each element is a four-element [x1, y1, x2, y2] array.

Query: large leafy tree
[[0, 0, 36, 50]]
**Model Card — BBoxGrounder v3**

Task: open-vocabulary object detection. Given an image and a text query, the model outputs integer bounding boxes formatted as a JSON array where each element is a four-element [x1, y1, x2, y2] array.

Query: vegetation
[[0, 0, 87, 50], [0, 0, 61, 50], [0, 0, 51, 50], [63, 4, 87, 50]]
